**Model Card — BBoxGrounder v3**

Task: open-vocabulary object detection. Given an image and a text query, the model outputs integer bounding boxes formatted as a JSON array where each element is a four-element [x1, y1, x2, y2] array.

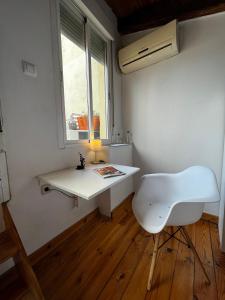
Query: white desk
[[38, 164, 140, 217]]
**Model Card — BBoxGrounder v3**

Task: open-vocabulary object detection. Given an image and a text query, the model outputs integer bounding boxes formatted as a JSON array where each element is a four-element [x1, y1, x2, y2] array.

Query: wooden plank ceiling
[[104, 0, 225, 34]]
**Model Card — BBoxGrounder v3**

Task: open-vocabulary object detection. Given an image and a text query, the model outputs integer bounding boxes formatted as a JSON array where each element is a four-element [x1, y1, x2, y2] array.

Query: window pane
[[60, 5, 89, 141], [90, 29, 108, 140]]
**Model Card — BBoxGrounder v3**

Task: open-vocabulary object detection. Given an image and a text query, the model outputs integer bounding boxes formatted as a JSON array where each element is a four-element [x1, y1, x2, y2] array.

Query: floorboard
[[193, 220, 218, 300], [0, 197, 225, 300], [210, 223, 225, 300], [121, 234, 154, 300], [98, 229, 149, 300], [146, 228, 179, 300], [169, 225, 194, 300]]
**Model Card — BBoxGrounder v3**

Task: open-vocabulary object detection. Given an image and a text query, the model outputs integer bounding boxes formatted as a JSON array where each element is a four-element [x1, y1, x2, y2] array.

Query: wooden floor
[[1, 196, 225, 300]]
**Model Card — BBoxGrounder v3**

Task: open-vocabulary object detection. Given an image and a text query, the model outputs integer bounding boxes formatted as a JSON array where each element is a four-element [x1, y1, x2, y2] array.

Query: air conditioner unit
[[118, 20, 179, 74]]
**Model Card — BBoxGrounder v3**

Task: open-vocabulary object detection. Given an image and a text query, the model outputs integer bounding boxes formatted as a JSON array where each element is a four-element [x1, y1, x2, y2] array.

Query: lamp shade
[[89, 139, 102, 151]]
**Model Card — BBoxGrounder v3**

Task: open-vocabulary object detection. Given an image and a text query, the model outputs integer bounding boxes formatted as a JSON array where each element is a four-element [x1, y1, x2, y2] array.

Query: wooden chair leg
[[180, 226, 210, 284], [3, 203, 44, 299], [13, 253, 44, 300], [147, 233, 160, 291]]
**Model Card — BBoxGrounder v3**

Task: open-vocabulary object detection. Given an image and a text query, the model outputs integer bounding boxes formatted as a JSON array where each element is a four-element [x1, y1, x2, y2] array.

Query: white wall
[[122, 13, 225, 216], [0, 0, 121, 273]]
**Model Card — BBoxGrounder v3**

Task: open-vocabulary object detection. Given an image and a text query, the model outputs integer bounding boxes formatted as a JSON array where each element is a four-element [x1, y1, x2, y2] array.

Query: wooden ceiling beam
[[117, 3, 225, 34]]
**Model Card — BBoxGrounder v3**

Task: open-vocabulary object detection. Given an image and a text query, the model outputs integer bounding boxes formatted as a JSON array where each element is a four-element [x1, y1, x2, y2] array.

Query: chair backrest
[[166, 202, 205, 226], [165, 166, 220, 226], [140, 166, 220, 204], [170, 166, 220, 203]]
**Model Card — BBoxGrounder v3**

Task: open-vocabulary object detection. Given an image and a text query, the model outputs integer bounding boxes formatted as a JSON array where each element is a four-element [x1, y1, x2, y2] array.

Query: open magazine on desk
[[94, 166, 126, 179]]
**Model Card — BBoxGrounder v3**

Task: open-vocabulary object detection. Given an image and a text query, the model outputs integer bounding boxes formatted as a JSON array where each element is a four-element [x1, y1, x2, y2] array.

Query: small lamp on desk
[[89, 139, 102, 164]]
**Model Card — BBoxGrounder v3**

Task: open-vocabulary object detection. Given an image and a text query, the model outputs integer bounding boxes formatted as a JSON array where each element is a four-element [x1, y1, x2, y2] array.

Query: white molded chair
[[132, 166, 220, 291]]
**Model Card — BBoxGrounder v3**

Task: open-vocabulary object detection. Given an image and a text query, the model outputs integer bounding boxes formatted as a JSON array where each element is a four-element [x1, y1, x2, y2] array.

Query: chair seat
[[133, 201, 171, 234]]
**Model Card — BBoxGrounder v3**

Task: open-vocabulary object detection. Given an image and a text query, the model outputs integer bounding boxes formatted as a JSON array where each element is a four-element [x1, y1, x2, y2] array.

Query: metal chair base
[[147, 226, 210, 291]]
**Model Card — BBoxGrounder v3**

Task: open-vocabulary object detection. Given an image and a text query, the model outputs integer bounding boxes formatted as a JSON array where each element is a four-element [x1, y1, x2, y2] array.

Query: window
[[59, 1, 110, 144]]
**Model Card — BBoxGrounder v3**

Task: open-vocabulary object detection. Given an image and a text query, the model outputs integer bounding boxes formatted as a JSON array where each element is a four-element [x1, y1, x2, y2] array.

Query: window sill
[[59, 139, 111, 149]]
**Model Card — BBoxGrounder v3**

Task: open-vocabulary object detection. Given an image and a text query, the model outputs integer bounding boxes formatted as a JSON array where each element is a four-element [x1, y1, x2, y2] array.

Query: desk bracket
[[40, 184, 78, 207]]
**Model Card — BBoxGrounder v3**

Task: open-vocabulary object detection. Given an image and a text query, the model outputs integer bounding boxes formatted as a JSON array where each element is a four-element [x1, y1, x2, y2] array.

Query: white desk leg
[[97, 189, 111, 218]]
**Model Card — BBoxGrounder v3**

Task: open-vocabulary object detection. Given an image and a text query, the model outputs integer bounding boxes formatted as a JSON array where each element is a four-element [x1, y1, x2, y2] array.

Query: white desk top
[[38, 164, 140, 200]]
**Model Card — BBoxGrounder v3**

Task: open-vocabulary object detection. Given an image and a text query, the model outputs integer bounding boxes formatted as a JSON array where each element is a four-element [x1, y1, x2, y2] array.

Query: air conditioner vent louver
[[122, 43, 172, 67], [118, 20, 179, 74]]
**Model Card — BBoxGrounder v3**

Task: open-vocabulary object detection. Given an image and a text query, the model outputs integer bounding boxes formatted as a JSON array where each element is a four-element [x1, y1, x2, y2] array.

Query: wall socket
[[41, 184, 50, 195]]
